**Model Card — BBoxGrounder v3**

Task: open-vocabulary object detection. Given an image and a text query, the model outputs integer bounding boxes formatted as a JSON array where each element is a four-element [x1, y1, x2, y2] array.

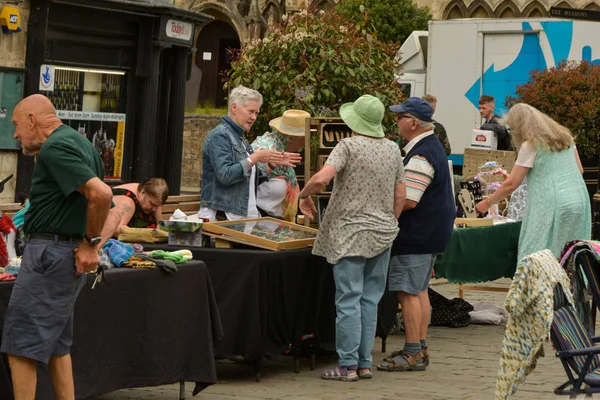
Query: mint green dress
[[518, 145, 591, 261]]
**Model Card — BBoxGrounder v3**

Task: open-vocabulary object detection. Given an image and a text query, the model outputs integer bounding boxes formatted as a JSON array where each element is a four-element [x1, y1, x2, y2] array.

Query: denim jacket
[[200, 115, 266, 215]]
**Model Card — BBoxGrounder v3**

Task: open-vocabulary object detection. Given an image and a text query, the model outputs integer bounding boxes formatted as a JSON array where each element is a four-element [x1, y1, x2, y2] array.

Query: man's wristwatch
[[84, 234, 102, 246]]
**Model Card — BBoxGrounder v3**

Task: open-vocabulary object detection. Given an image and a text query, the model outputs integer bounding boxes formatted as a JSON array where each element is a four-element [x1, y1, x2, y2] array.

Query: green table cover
[[434, 221, 522, 283]]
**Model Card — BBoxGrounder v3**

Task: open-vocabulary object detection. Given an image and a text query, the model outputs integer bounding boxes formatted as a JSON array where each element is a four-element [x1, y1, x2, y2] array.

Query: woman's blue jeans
[[333, 247, 391, 369]]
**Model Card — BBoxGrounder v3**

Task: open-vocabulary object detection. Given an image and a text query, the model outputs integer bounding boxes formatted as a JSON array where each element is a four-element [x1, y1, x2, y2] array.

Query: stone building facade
[[0, 0, 29, 203], [419, 0, 600, 19], [183, 0, 599, 109]]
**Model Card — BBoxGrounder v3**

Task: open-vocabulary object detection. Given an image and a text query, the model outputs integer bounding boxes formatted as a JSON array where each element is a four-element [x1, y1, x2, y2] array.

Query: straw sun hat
[[269, 110, 311, 137]]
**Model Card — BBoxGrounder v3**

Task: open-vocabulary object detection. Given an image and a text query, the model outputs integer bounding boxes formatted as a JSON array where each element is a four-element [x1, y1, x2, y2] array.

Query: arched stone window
[[466, 0, 494, 18], [262, 1, 282, 29], [495, 0, 521, 18], [522, 1, 548, 17], [442, 0, 468, 19], [584, 2, 600, 10], [554, 1, 573, 9]]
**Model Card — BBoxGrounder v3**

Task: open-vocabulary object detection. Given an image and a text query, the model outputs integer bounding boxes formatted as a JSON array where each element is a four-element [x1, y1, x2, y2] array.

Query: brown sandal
[[377, 352, 426, 372], [384, 348, 430, 366]]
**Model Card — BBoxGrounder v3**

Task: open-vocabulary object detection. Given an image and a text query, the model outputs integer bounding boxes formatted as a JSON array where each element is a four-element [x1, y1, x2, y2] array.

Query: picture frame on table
[[201, 217, 319, 251]]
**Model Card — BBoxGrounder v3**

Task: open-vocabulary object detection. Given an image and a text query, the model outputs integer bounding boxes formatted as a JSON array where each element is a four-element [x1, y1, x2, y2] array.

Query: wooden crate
[[319, 122, 354, 148], [304, 117, 351, 226], [462, 148, 516, 178]]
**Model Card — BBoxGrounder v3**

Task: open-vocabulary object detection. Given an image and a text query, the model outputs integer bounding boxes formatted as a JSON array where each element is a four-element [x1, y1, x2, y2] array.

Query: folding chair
[[550, 283, 600, 398], [576, 249, 600, 332]]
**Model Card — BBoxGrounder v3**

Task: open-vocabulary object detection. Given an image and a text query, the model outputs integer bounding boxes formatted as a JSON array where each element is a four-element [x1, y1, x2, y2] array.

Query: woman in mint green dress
[[475, 103, 591, 261]]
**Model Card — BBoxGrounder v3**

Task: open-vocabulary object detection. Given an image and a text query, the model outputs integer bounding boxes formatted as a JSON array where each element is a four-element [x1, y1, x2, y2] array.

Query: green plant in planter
[[225, 8, 405, 143], [507, 60, 600, 159]]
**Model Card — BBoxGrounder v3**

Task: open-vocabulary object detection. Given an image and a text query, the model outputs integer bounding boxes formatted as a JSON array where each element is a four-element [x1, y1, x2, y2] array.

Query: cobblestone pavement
[[91, 279, 578, 400]]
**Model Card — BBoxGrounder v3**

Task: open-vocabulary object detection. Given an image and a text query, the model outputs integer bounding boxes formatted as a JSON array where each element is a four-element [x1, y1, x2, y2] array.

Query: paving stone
[[90, 280, 598, 399]]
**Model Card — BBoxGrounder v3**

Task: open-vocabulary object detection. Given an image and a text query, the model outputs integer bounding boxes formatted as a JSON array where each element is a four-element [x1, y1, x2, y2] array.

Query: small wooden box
[[455, 217, 493, 228]]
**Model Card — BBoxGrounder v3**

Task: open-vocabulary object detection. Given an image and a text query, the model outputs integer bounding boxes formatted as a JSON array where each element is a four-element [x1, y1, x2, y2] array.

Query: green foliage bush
[[507, 60, 600, 159], [336, 0, 431, 45], [225, 8, 405, 140]]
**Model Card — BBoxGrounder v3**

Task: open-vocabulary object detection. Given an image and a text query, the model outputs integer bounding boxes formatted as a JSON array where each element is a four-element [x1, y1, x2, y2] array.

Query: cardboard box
[[159, 220, 204, 247], [463, 148, 517, 177], [471, 129, 497, 150]]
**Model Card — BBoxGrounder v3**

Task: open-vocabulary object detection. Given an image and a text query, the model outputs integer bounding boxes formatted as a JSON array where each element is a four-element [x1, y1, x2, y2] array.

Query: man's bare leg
[[419, 289, 430, 342], [8, 354, 37, 400], [49, 354, 75, 400], [397, 291, 421, 343]]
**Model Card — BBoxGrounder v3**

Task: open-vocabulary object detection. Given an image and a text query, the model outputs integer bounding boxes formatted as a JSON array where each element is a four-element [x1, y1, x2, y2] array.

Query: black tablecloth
[[144, 245, 398, 360], [0, 261, 222, 399]]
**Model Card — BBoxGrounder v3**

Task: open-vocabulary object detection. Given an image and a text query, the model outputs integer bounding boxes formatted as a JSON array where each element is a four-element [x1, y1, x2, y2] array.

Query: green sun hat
[[339, 94, 385, 138]]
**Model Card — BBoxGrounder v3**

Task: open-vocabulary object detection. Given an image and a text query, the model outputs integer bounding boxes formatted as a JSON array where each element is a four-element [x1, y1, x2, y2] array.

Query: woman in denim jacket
[[199, 86, 300, 221]]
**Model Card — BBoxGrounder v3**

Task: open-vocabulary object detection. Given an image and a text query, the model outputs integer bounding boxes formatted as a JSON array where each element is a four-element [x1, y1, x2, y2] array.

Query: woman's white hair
[[228, 86, 263, 110], [501, 103, 573, 152]]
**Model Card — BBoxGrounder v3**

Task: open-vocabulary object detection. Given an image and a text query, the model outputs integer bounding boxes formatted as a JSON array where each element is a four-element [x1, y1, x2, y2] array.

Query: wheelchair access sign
[[0, 6, 21, 33]]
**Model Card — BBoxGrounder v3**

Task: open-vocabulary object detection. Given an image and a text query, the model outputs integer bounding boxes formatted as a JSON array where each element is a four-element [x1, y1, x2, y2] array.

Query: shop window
[[39, 66, 127, 181], [39, 66, 125, 113], [0, 69, 24, 150]]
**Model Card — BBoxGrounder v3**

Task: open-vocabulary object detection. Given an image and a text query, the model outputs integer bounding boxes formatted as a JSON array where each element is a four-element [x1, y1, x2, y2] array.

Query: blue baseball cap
[[389, 97, 434, 122]]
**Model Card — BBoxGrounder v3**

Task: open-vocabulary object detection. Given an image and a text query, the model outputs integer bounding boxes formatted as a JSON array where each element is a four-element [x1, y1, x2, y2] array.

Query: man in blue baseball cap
[[378, 97, 455, 373]]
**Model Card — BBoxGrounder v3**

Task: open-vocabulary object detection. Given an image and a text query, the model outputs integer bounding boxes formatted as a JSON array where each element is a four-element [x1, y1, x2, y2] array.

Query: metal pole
[[179, 380, 185, 400]]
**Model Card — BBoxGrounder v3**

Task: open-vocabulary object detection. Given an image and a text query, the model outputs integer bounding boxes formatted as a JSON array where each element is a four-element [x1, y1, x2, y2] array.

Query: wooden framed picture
[[319, 122, 354, 149], [201, 217, 319, 251]]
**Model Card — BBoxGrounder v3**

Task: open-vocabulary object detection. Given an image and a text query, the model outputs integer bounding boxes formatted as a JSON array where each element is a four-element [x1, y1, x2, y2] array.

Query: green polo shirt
[[24, 125, 105, 237]]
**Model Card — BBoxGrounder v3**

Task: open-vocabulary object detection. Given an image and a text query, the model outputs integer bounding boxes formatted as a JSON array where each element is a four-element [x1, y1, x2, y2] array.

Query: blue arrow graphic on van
[[465, 21, 574, 115]]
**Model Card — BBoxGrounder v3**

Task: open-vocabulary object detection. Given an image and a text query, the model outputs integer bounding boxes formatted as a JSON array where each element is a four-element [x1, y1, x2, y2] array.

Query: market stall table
[[0, 261, 222, 400], [143, 244, 398, 380], [434, 221, 522, 296]]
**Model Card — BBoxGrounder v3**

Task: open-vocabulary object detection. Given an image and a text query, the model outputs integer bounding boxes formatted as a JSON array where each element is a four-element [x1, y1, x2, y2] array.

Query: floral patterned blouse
[[312, 136, 405, 264], [252, 131, 300, 221]]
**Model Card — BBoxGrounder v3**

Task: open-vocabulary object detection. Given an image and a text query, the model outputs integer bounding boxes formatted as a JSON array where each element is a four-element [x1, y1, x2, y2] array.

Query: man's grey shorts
[[0, 238, 86, 364], [388, 254, 438, 295]]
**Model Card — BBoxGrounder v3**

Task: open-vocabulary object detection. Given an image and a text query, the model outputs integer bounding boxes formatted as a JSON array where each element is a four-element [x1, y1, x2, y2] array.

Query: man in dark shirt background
[[422, 94, 451, 156], [478, 95, 512, 151]]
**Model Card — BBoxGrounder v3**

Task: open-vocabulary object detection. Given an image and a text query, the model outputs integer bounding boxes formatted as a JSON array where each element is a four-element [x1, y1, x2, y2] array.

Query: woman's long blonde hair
[[500, 103, 574, 152]]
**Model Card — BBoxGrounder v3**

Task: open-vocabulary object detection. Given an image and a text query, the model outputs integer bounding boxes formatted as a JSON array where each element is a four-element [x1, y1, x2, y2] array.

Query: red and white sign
[[166, 19, 192, 41], [470, 129, 498, 150]]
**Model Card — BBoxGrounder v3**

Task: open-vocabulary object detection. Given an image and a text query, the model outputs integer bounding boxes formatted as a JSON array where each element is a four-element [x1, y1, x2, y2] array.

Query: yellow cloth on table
[[118, 227, 168, 244], [121, 256, 156, 269]]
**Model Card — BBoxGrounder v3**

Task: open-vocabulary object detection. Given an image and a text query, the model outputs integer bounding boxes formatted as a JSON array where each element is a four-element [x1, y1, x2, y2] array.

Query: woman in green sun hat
[[298, 94, 407, 382]]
